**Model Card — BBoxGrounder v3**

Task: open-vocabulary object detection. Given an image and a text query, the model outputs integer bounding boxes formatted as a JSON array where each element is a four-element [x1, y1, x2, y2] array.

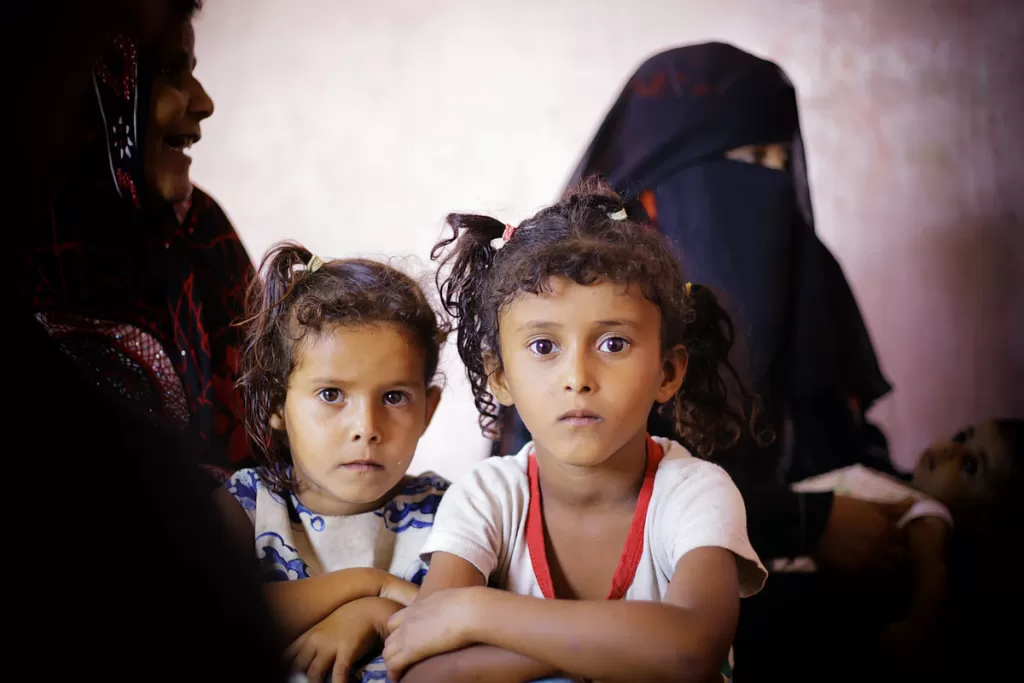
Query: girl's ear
[[269, 404, 286, 431], [656, 345, 687, 404], [423, 386, 443, 431], [485, 351, 515, 406]]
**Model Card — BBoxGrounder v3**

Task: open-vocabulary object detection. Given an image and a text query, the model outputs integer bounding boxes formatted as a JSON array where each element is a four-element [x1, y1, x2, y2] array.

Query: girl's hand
[[285, 596, 401, 683], [382, 586, 489, 678], [378, 575, 418, 607]]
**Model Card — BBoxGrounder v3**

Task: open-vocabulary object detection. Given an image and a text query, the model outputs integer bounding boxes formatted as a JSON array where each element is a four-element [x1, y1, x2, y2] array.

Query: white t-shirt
[[791, 464, 953, 529], [421, 436, 766, 601]]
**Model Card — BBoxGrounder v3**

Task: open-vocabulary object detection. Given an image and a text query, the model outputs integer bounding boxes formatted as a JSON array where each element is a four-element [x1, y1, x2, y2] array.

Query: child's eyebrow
[[516, 319, 643, 333], [516, 321, 561, 333], [595, 319, 641, 330], [308, 376, 421, 389]]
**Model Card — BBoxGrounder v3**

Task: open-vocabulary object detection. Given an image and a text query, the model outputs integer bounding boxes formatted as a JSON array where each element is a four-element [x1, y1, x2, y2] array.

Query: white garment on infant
[[791, 464, 953, 528], [769, 465, 953, 574]]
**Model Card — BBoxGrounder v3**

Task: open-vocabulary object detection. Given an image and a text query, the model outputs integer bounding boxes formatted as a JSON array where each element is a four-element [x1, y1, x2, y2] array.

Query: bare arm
[[400, 553, 566, 683], [416, 551, 486, 598], [878, 516, 950, 662], [471, 546, 737, 683], [903, 517, 949, 623], [389, 547, 739, 683], [399, 646, 572, 683], [267, 567, 416, 643], [212, 488, 416, 643]]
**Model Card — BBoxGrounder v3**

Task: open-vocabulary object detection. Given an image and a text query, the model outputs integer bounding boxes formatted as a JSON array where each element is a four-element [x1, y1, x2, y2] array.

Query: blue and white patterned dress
[[225, 469, 449, 683]]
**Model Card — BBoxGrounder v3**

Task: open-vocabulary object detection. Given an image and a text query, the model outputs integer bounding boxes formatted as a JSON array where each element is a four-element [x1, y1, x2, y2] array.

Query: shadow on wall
[[816, 0, 1024, 466], [890, 210, 1024, 448]]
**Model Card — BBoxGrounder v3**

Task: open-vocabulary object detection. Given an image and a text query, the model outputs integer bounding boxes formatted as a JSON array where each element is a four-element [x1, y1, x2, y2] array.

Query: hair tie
[[291, 254, 325, 277], [685, 282, 693, 297], [490, 223, 517, 251], [608, 208, 628, 221]]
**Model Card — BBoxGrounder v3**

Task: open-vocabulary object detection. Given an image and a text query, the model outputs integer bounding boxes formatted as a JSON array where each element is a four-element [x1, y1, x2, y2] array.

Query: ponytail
[[236, 241, 316, 474], [431, 214, 507, 437], [662, 284, 774, 458]]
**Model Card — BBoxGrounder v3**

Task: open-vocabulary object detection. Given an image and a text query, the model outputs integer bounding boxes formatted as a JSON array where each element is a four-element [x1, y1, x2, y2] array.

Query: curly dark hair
[[236, 241, 447, 492], [432, 177, 768, 458]]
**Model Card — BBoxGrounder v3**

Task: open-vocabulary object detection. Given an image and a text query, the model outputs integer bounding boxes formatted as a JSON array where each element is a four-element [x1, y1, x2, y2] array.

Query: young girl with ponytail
[[214, 241, 449, 683], [384, 179, 768, 683]]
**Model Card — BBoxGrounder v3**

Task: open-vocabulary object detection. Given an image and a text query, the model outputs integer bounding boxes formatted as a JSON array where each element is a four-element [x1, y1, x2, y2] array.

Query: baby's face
[[912, 421, 1016, 508]]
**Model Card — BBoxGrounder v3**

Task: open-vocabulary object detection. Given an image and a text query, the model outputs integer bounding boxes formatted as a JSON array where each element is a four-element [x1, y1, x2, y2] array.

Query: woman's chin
[[156, 174, 193, 207]]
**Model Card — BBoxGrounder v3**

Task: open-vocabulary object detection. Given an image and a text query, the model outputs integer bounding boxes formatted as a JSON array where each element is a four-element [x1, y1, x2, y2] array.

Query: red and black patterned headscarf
[[21, 33, 254, 474]]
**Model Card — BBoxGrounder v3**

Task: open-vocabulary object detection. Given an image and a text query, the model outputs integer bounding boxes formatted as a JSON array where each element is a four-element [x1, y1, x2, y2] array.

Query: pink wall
[[784, 0, 1024, 467]]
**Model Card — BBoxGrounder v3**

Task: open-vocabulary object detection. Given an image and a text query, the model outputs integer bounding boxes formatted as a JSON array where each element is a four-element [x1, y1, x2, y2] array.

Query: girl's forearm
[[469, 592, 731, 683], [265, 567, 394, 642], [400, 645, 564, 683]]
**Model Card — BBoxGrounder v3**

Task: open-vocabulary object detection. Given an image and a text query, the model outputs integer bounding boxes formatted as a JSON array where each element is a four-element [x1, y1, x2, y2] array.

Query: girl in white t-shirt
[[383, 179, 768, 683], [213, 241, 449, 683]]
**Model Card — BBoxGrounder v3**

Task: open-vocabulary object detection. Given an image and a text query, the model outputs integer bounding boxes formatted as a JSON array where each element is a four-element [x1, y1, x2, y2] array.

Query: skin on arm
[[212, 488, 417, 643], [879, 517, 950, 665], [894, 517, 949, 628], [267, 567, 416, 644], [287, 596, 406, 683], [388, 546, 740, 683], [399, 552, 568, 683], [905, 517, 949, 620], [477, 546, 737, 683], [416, 551, 487, 598]]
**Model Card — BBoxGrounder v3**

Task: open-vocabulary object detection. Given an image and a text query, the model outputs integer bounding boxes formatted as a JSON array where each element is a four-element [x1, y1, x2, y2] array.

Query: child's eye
[[961, 454, 979, 476], [598, 337, 629, 353], [318, 388, 343, 404], [528, 339, 556, 356], [383, 391, 409, 406]]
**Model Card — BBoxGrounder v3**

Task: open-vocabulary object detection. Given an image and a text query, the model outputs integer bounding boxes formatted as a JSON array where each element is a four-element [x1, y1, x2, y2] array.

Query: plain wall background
[[191, 0, 1023, 480]]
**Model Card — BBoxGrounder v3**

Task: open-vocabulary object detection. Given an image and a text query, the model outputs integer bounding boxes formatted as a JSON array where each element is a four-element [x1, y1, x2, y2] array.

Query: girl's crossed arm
[[393, 552, 569, 683], [385, 546, 739, 683], [382, 457, 573, 683], [383, 457, 763, 683], [265, 566, 416, 644]]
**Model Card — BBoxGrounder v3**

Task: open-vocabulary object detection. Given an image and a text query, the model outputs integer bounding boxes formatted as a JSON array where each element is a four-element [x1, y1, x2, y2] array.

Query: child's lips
[[339, 459, 385, 472], [558, 409, 604, 426]]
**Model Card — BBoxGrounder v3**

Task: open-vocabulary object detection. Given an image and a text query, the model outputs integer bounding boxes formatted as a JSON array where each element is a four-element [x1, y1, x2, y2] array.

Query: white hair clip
[[608, 208, 628, 221], [291, 254, 325, 276], [490, 223, 517, 251]]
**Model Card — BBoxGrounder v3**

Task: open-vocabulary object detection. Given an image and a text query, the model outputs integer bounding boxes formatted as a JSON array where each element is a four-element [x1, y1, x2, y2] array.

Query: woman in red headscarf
[[14, 2, 286, 678], [22, 0, 254, 479]]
